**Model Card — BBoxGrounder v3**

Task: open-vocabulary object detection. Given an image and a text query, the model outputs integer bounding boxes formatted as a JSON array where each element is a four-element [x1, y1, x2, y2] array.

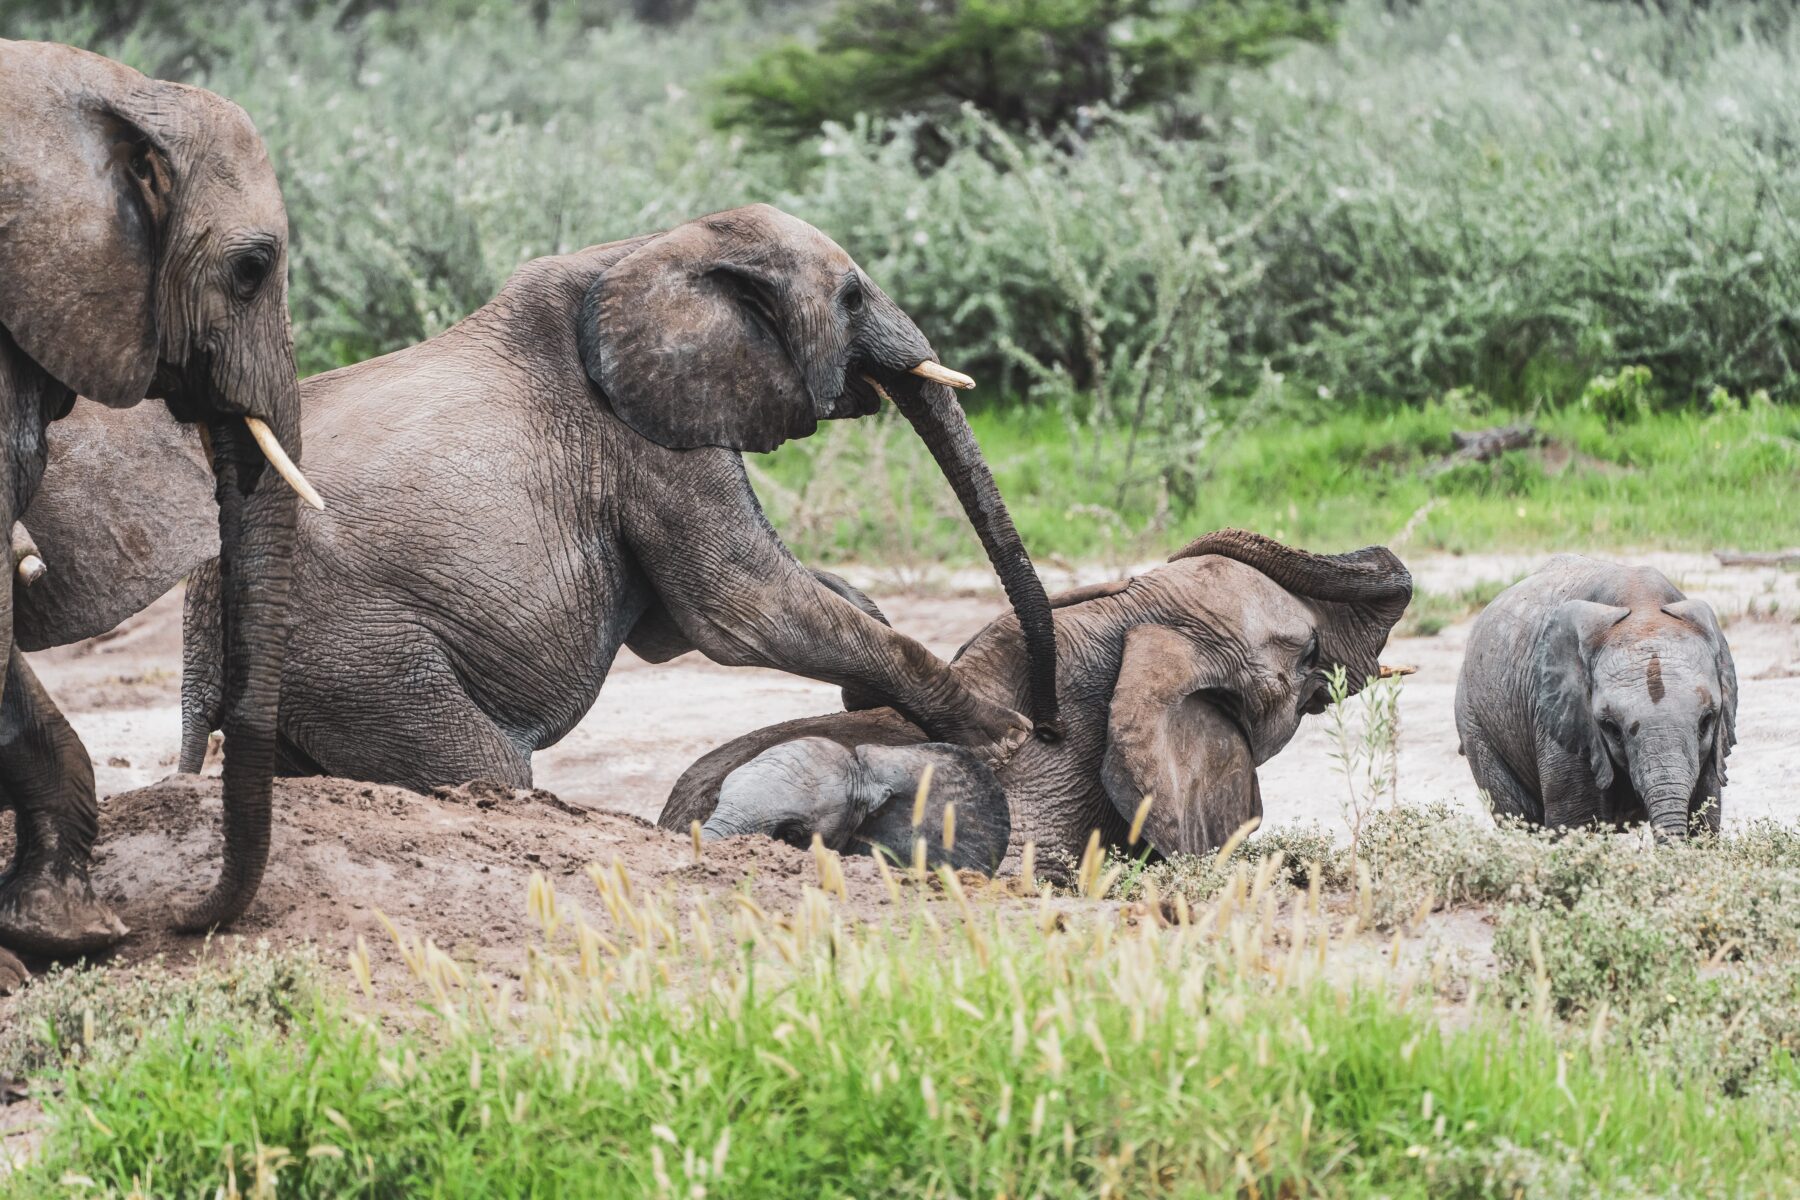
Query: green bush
[[714, 0, 1336, 144], [13, 0, 1800, 407], [1579, 365, 1656, 427]]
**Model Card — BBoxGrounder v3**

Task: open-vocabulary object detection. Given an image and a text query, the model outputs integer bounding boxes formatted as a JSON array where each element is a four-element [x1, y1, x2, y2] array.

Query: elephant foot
[[0, 946, 26, 994], [0, 866, 127, 957]]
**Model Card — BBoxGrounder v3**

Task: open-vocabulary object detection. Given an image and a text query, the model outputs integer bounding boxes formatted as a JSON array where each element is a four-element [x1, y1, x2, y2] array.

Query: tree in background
[[716, 0, 1335, 144]]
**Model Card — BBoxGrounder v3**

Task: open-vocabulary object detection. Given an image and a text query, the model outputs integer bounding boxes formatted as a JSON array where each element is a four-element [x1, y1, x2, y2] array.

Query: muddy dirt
[[2, 551, 1795, 985]]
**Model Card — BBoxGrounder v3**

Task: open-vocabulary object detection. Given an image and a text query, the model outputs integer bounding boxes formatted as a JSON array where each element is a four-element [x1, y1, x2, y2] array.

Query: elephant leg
[[0, 648, 126, 955], [1463, 734, 1540, 825], [286, 673, 533, 794]]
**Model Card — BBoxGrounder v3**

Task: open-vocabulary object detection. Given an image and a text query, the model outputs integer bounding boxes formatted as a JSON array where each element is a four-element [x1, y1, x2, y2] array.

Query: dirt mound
[[7, 774, 894, 982]]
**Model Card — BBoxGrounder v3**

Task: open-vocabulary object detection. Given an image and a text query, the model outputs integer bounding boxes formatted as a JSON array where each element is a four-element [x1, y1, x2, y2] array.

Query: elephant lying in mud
[[1456, 556, 1738, 839], [660, 530, 1414, 874], [0, 41, 315, 985], [22, 204, 1060, 796]]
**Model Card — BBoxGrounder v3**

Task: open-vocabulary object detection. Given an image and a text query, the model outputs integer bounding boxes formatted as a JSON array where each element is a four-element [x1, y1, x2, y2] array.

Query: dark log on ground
[[1423, 424, 1542, 477], [1715, 550, 1800, 567]]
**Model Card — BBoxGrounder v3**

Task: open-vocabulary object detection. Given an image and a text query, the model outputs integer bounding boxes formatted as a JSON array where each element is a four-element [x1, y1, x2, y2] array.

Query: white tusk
[[10, 522, 43, 586], [909, 360, 976, 390], [243, 417, 325, 511]]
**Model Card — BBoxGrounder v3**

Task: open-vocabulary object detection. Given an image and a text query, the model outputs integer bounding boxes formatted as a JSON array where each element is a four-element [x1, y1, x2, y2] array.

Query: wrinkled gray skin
[[702, 737, 1009, 874], [26, 204, 1059, 797], [0, 42, 302, 991], [1456, 556, 1737, 840], [663, 531, 1413, 873]]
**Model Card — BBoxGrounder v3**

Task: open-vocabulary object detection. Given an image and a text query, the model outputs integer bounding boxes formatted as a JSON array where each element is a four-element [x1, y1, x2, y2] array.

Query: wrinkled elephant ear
[[577, 207, 844, 452], [13, 400, 218, 651], [1538, 600, 1630, 791], [1662, 597, 1738, 787], [1173, 529, 1413, 708], [0, 44, 160, 406], [1100, 623, 1261, 857]]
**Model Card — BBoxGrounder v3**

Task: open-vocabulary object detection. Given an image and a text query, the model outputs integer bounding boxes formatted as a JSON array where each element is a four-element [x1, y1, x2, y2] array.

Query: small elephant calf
[[1455, 555, 1738, 839], [661, 530, 1414, 873]]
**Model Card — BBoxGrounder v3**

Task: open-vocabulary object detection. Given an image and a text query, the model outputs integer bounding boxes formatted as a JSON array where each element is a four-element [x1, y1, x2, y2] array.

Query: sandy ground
[[0, 549, 1791, 984], [21, 549, 1800, 842]]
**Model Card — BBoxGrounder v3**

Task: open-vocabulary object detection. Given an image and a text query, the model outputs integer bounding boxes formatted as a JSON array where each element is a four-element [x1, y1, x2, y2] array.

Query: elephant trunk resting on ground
[[22, 204, 1059, 800], [660, 530, 1414, 874], [1456, 555, 1738, 839]]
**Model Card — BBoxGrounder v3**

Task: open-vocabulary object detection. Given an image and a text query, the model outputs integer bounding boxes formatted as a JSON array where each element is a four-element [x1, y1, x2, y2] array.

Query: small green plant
[[1579, 365, 1656, 428], [1325, 664, 1402, 856]]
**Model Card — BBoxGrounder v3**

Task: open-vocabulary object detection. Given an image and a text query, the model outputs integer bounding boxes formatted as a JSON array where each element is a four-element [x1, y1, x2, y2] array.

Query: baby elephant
[[663, 530, 1414, 873], [1456, 556, 1738, 839]]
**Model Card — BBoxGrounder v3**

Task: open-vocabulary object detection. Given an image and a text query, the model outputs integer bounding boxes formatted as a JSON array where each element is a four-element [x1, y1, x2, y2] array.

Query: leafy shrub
[[715, 0, 1336, 144], [1579, 365, 1656, 428]]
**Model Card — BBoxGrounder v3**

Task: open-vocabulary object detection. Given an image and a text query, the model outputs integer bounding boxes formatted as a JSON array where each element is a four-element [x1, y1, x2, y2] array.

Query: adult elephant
[[0, 41, 314, 986], [34, 204, 1059, 793], [1456, 556, 1738, 839], [662, 531, 1414, 872]]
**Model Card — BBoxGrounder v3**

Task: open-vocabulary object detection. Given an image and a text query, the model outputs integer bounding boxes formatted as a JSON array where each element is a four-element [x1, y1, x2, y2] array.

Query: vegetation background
[[9, 0, 1797, 562]]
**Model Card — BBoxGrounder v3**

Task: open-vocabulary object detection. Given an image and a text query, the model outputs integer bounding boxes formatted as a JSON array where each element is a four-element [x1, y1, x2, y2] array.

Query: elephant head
[[577, 204, 1059, 738], [1539, 596, 1737, 839], [700, 737, 1009, 874], [0, 41, 317, 931], [662, 530, 1413, 866]]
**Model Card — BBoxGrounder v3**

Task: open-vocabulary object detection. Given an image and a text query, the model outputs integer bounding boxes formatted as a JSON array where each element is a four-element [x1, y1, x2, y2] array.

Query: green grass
[[14, 854, 1800, 1198], [757, 396, 1800, 566]]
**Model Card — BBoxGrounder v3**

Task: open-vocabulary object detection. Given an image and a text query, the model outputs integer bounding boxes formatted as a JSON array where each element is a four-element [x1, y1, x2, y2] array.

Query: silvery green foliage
[[16, 0, 1798, 402]]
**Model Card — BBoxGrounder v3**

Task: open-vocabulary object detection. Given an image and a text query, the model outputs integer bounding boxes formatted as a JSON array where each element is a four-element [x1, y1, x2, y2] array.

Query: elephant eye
[[1299, 633, 1320, 673], [842, 278, 865, 314], [1597, 716, 1622, 741], [229, 243, 276, 301]]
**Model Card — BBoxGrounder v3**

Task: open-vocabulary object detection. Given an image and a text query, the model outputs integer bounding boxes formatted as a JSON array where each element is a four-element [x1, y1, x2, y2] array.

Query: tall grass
[[15, 850, 1800, 1196]]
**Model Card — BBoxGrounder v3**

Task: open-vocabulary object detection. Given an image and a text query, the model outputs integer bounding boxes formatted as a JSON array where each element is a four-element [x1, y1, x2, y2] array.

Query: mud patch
[[1, 774, 899, 985]]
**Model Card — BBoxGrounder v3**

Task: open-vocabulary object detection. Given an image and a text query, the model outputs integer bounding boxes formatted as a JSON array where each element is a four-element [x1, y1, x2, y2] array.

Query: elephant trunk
[[887, 380, 1061, 740], [177, 391, 299, 932], [1633, 737, 1701, 844], [1172, 529, 1413, 688]]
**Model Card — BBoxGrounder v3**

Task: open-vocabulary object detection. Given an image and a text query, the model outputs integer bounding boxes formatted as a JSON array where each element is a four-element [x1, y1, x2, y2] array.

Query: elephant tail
[[179, 557, 225, 774]]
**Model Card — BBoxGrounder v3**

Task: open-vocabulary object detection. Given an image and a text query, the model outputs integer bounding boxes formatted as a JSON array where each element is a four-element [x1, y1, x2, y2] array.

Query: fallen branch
[[1715, 550, 1800, 567], [1422, 424, 1543, 477]]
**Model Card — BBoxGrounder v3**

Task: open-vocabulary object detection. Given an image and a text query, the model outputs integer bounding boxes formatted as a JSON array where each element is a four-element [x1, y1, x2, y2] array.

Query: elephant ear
[[1172, 529, 1412, 709], [577, 210, 835, 453], [0, 44, 161, 407], [1662, 597, 1738, 785], [1538, 600, 1630, 791], [13, 399, 217, 650], [1100, 623, 1262, 857]]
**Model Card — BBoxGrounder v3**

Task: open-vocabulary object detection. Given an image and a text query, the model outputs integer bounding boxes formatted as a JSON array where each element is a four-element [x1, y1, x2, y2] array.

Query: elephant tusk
[[1378, 663, 1418, 678], [11, 522, 44, 587], [244, 417, 325, 511], [910, 360, 976, 390], [862, 374, 894, 404]]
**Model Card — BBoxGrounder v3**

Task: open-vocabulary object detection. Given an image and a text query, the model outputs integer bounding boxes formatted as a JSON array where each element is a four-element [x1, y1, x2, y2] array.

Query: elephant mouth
[[833, 360, 905, 421]]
